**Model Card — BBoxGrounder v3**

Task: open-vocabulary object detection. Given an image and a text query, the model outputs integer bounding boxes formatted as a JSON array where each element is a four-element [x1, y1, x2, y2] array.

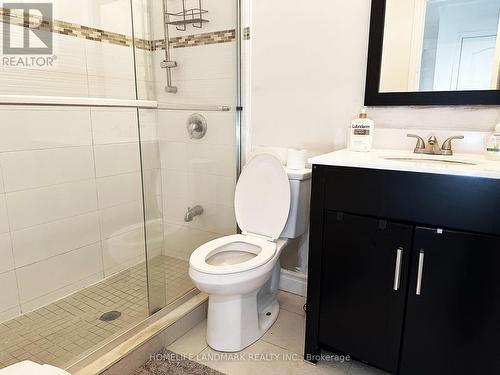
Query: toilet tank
[[281, 168, 312, 239]]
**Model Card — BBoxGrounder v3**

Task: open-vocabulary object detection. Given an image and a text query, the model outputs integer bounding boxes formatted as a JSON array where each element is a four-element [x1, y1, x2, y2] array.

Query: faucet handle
[[441, 135, 464, 155], [407, 134, 426, 153]]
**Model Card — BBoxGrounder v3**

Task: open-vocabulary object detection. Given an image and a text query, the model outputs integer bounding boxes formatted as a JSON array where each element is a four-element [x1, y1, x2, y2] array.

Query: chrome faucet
[[407, 134, 464, 156], [184, 205, 204, 222]]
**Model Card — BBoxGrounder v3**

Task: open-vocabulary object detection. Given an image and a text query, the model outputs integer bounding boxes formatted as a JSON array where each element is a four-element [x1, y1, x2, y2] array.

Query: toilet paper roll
[[287, 149, 308, 170]]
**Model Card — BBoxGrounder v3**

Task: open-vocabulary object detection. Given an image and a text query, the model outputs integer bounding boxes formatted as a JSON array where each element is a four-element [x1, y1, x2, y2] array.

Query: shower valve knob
[[186, 114, 207, 139]]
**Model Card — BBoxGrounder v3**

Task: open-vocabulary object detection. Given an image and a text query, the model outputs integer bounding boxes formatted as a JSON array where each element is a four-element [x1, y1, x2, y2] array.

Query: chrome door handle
[[416, 250, 425, 295], [393, 247, 403, 291]]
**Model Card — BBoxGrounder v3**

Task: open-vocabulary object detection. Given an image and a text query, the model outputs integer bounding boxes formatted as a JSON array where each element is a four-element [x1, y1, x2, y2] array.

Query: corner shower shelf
[[165, 0, 209, 31]]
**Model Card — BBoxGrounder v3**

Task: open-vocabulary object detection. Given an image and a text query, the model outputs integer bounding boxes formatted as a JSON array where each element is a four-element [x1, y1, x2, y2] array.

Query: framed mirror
[[365, 0, 500, 105]]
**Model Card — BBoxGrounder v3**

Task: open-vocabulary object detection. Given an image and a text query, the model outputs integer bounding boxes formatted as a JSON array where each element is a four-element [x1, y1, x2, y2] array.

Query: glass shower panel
[[135, 0, 239, 312], [0, 105, 149, 369], [0, 1, 137, 99]]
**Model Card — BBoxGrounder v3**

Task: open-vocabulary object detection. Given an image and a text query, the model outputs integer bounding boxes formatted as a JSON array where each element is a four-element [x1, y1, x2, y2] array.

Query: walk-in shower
[[0, 0, 239, 369]]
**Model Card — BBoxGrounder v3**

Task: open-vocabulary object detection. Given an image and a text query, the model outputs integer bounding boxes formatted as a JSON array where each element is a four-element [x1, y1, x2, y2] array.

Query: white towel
[[0, 361, 71, 375]]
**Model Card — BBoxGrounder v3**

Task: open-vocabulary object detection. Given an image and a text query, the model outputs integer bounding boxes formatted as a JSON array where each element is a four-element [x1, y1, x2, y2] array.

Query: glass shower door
[[135, 0, 240, 313], [0, 1, 151, 369]]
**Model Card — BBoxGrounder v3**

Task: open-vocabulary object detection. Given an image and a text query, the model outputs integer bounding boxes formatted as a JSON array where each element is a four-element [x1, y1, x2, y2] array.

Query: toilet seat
[[190, 154, 291, 276], [190, 234, 277, 275]]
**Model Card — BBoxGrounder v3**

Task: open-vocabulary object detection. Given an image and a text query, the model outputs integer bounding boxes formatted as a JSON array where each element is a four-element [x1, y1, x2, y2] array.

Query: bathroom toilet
[[0, 361, 70, 375], [189, 153, 311, 352]]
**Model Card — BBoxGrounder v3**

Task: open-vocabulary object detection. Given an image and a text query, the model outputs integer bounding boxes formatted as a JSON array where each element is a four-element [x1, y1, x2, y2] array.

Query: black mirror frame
[[364, 0, 500, 106]]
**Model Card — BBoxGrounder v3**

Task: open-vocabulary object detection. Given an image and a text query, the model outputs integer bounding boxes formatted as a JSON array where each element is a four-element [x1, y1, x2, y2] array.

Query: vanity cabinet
[[400, 228, 500, 375], [319, 212, 412, 373], [305, 165, 500, 375]]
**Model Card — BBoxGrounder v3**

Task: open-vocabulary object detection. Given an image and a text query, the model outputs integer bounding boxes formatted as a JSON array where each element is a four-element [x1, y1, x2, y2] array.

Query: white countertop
[[309, 149, 500, 180]]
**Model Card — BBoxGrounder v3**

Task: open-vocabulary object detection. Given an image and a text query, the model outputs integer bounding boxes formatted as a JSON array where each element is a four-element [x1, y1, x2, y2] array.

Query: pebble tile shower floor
[[0, 256, 193, 369]]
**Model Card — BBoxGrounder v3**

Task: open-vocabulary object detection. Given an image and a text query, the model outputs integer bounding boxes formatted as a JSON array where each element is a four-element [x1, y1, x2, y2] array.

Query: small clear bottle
[[486, 122, 500, 161]]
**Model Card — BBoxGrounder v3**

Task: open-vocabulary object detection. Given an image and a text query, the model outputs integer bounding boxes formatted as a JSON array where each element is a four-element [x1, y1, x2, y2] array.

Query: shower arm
[[161, 0, 178, 93]]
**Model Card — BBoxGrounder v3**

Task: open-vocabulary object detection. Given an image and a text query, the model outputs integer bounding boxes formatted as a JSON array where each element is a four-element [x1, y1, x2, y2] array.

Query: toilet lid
[[234, 154, 291, 240]]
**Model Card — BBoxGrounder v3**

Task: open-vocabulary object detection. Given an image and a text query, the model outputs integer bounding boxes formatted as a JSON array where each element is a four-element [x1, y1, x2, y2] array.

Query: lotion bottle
[[349, 107, 374, 152]]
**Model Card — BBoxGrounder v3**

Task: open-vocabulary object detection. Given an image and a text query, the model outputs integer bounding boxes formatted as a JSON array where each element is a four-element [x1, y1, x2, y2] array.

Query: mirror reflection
[[380, 0, 500, 92]]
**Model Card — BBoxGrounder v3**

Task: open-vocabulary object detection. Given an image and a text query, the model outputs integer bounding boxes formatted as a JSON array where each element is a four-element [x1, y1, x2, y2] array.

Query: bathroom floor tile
[[167, 320, 208, 356], [261, 308, 305, 355], [196, 339, 349, 375], [0, 255, 193, 370], [163, 292, 385, 375], [347, 361, 391, 375], [277, 290, 306, 316]]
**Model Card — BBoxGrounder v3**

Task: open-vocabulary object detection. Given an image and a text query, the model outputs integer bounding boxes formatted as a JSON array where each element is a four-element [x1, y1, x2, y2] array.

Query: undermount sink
[[382, 156, 480, 166]]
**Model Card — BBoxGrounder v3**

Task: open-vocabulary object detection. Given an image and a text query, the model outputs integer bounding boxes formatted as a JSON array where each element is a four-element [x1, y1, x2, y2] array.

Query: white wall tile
[[0, 69, 89, 98], [138, 109, 159, 142], [97, 172, 142, 209], [0, 195, 10, 234], [94, 143, 141, 177], [163, 223, 190, 259], [85, 41, 135, 79], [0, 146, 95, 192], [19, 271, 104, 314], [86, 0, 133, 35], [141, 141, 161, 170], [16, 243, 103, 303], [143, 168, 162, 196], [6, 180, 98, 231], [156, 78, 235, 108], [162, 169, 188, 201], [187, 143, 235, 177], [0, 162, 5, 194], [215, 204, 236, 236], [215, 175, 235, 207], [0, 108, 92, 152], [0, 233, 14, 274], [88, 75, 136, 100], [158, 110, 235, 146], [91, 108, 139, 145], [11, 212, 100, 268], [99, 201, 144, 239], [102, 227, 145, 276], [0, 305, 21, 323], [159, 141, 188, 171], [0, 271, 19, 313], [159, 43, 236, 82]]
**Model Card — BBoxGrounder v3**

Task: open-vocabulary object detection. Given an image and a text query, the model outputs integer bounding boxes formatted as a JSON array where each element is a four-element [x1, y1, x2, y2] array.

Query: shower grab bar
[[157, 104, 231, 111], [0, 95, 158, 109]]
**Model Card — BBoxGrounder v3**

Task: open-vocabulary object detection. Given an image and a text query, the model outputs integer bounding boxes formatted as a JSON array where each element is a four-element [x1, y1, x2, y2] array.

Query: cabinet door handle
[[393, 247, 403, 291], [416, 250, 425, 296]]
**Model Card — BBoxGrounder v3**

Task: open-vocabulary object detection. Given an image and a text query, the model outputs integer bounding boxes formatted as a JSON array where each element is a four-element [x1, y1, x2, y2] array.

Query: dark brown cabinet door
[[400, 227, 500, 375], [318, 212, 413, 373]]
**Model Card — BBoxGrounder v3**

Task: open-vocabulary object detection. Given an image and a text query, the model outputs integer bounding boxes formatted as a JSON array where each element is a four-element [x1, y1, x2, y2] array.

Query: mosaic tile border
[[0, 7, 244, 51]]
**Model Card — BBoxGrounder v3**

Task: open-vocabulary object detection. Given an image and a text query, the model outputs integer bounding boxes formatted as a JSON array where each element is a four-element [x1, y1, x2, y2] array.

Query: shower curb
[[69, 293, 208, 375]]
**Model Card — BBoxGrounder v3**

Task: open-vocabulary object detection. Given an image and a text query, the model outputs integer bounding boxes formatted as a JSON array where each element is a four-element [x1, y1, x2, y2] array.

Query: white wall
[[247, 0, 500, 273]]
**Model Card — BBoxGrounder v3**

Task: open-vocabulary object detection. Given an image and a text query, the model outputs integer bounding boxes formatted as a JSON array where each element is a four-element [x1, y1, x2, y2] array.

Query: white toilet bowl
[[189, 154, 296, 352], [0, 361, 70, 375]]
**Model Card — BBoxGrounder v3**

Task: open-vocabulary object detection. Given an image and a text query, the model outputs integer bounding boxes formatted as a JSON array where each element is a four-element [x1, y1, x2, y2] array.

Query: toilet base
[[206, 262, 281, 352], [206, 293, 279, 352]]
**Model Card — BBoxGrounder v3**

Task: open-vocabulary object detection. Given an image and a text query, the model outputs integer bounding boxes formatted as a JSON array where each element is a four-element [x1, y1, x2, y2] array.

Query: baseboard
[[279, 269, 307, 297]]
